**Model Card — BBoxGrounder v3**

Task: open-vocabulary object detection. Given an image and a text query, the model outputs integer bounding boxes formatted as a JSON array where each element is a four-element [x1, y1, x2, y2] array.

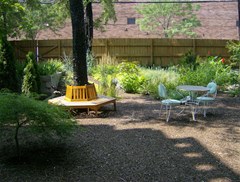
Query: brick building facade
[[36, 1, 239, 40]]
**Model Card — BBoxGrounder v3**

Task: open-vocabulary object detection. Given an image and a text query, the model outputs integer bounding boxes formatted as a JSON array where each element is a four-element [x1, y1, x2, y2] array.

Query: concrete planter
[[40, 72, 62, 95]]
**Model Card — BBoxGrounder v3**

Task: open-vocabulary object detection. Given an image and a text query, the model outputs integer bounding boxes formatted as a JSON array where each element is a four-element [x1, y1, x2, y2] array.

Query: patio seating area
[[159, 82, 218, 122]]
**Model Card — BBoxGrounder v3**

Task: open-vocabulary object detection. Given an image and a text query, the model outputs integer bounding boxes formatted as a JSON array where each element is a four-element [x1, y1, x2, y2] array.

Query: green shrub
[[61, 53, 74, 86], [140, 67, 181, 99], [21, 52, 40, 96], [180, 50, 199, 70], [38, 59, 63, 76], [0, 92, 76, 157], [87, 50, 96, 75], [15, 61, 26, 92], [178, 56, 233, 87], [117, 62, 146, 93], [92, 64, 118, 97], [226, 40, 240, 69]]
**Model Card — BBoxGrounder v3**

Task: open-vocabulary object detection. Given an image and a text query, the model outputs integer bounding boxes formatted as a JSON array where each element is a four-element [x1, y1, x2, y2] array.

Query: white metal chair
[[196, 81, 217, 117], [158, 83, 186, 122]]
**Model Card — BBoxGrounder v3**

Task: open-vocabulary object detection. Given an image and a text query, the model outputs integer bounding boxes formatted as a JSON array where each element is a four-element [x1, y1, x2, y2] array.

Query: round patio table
[[177, 85, 210, 121], [177, 85, 210, 92]]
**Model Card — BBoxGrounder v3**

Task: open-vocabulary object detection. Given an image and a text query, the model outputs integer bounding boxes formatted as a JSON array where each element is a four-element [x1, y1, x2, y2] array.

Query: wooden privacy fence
[[10, 38, 231, 66]]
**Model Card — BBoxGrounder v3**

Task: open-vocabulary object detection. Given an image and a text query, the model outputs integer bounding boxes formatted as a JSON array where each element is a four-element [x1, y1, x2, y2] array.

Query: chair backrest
[[158, 83, 168, 99], [207, 81, 217, 97]]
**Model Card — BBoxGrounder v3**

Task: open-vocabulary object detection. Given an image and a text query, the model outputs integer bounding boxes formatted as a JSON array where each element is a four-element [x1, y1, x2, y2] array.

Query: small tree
[[0, 92, 76, 158], [136, 1, 201, 38], [21, 52, 40, 96]]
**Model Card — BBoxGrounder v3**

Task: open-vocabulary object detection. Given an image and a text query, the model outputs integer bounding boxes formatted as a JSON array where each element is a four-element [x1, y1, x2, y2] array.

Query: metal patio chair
[[158, 83, 186, 122], [196, 81, 217, 117]]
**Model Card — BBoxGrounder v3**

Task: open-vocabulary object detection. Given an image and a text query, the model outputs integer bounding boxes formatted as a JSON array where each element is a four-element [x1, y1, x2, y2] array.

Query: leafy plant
[[0, 92, 76, 158], [38, 59, 64, 76], [178, 56, 234, 87], [117, 62, 146, 93], [61, 53, 74, 86], [92, 64, 118, 97], [15, 61, 26, 92], [180, 50, 199, 70], [226, 40, 240, 70], [87, 50, 96, 75], [21, 52, 40, 96], [140, 67, 181, 99]]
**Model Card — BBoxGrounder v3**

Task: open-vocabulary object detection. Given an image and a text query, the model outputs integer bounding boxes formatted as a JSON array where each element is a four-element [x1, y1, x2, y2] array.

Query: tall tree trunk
[[86, 1, 93, 52], [69, 0, 88, 86]]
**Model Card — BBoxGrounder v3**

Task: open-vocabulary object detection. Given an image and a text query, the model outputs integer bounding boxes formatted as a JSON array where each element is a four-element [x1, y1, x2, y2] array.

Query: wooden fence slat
[[10, 38, 233, 66]]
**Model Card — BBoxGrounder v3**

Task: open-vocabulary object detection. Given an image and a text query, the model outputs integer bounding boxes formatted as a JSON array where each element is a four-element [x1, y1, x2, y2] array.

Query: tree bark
[[86, 1, 93, 52], [69, 0, 88, 86]]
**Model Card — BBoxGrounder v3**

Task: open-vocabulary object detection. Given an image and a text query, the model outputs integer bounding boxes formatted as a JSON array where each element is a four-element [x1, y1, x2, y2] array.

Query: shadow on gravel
[[1, 124, 239, 181]]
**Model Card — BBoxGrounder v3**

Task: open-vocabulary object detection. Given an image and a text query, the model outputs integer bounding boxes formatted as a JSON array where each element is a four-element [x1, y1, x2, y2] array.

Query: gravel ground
[[0, 93, 240, 182]]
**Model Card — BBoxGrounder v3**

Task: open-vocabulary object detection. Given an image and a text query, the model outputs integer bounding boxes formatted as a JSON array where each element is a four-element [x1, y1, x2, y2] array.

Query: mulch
[[0, 93, 239, 182]]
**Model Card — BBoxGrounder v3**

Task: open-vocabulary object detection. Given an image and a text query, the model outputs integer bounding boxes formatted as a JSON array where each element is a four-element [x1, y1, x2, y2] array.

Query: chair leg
[[159, 104, 163, 118], [166, 105, 171, 122], [190, 104, 197, 121], [203, 101, 207, 117]]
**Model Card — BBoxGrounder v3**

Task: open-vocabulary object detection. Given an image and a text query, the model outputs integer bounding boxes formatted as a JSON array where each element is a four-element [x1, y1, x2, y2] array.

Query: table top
[[177, 85, 210, 92]]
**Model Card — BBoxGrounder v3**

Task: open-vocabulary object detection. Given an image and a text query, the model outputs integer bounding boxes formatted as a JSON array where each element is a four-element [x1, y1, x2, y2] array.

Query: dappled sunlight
[[208, 177, 232, 182], [175, 142, 192, 148], [183, 152, 203, 158], [195, 164, 216, 171]]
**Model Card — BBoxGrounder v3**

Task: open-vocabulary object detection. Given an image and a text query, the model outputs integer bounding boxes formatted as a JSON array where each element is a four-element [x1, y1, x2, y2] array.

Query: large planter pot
[[65, 84, 97, 101], [40, 72, 62, 95]]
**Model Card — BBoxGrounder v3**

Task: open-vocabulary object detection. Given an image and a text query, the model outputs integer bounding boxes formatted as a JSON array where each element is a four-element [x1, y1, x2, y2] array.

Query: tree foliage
[[0, 91, 76, 157], [20, 0, 69, 39], [0, 0, 25, 39], [21, 52, 40, 95], [136, 0, 201, 38], [0, 37, 17, 91], [0, 0, 69, 40], [93, 0, 116, 27]]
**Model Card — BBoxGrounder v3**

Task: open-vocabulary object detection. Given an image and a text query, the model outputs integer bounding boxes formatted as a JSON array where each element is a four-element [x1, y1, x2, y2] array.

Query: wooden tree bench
[[48, 95, 116, 115]]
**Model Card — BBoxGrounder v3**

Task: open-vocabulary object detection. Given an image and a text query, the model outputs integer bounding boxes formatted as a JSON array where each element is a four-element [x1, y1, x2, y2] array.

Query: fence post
[[105, 39, 109, 56], [58, 40, 61, 59], [193, 39, 196, 54], [151, 39, 154, 65]]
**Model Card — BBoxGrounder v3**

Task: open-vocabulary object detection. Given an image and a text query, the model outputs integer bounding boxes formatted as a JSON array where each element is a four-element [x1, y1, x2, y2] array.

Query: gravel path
[[0, 93, 240, 182], [70, 93, 240, 182]]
